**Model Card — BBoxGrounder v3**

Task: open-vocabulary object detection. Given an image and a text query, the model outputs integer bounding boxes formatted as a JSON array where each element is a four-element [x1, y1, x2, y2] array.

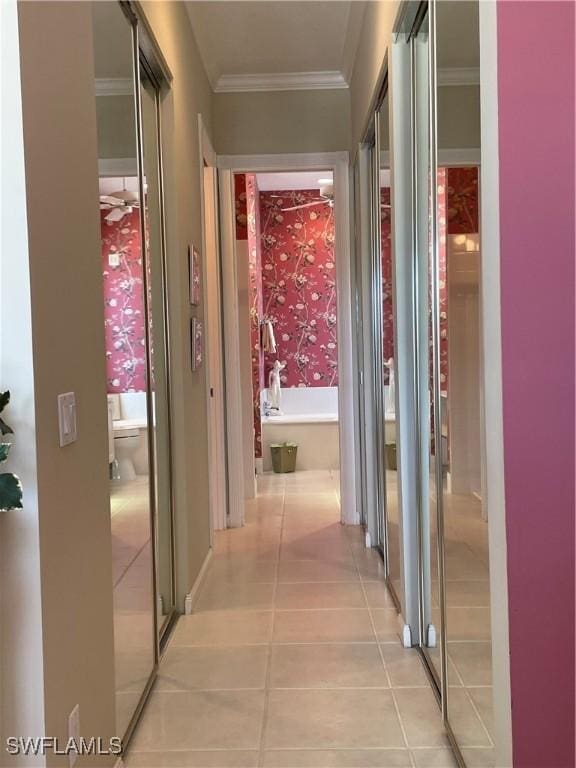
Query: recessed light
[[317, 178, 332, 184]]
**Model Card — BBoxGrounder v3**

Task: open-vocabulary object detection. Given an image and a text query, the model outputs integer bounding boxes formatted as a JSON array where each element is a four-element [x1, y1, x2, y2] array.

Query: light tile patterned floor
[[126, 470, 493, 767]]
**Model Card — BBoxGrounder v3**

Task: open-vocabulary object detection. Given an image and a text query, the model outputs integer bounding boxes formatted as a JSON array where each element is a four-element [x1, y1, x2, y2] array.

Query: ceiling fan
[[272, 182, 334, 212], [99, 179, 140, 223]]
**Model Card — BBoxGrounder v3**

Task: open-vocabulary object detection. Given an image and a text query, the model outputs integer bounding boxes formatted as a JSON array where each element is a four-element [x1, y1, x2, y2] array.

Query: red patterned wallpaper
[[100, 209, 147, 393], [246, 175, 265, 458], [260, 190, 338, 388], [381, 187, 393, 385], [446, 166, 479, 234]]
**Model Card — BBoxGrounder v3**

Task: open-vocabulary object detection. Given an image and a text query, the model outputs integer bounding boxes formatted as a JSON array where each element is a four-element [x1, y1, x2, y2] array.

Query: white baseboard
[[184, 548, 213, 614]]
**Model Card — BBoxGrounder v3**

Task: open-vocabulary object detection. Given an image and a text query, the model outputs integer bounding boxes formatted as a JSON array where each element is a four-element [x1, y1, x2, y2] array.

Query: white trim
[[214, 71, 348, 93], [95, 77, 133, 96], [218, 152, 349, 171], [438, 148, 481, 166], [184, 548, 213, 614], [342, 2, 367, 84], [438, 67, 480, 87], [479, 3, 513, 766], [98, 158, 138, 177], [198, 113, 227, 534], [218, 152, 357, 526], [219, 168, 246, 529]]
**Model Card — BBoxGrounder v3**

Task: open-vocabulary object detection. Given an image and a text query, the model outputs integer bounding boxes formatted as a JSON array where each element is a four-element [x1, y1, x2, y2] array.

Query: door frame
[[217, 152, 357, 525], [198, 114, 228, 533]]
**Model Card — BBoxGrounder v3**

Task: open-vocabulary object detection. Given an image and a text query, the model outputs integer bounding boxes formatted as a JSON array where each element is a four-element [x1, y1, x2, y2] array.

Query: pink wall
[[100, 209, 147, 393], [246, 175, 265, 459], [260, 190, 338, 388], [497, 3, 575, 766]]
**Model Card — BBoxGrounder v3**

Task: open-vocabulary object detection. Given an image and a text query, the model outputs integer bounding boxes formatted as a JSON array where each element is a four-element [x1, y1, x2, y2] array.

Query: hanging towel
[[262, 320, 277, 354]]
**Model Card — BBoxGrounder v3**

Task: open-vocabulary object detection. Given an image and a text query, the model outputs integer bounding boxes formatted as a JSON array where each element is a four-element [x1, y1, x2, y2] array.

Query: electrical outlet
[[108, 252, 120, 267], [68, 704, 80, 768]]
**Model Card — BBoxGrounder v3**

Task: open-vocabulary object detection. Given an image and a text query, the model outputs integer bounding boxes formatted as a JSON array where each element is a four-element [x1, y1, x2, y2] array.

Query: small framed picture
[[191, 317, 203, 371], [189, 245, 201, 305]]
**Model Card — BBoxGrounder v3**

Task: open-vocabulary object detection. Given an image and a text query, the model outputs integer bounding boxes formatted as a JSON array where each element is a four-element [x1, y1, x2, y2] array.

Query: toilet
[[107, 392, 148, 482]]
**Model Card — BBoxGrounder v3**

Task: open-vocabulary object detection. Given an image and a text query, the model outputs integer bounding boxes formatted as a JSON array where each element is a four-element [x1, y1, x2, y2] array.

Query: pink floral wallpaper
[[235, 173, 248, 239], [259, 190, 338, 388], [381, 187, 393, 385], [100, 209, 147, 393], [446, 167, 479, 234], [246, 175, 265, 459], [437, 168, 449, 396]]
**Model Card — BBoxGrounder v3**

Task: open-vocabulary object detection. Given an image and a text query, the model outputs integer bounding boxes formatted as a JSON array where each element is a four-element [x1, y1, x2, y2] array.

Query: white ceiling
[[185, 1, 479, 93], [256, 171, 332, 191], [186, 1, 365, 91]]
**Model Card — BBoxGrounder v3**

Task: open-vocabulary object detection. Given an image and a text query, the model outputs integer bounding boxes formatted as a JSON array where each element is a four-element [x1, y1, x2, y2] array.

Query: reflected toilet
[[108, 392, 148, 482]]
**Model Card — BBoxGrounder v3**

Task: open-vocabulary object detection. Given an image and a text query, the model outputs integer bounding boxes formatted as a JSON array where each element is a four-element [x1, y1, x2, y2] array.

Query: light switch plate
[[58, 392, 77, 447]]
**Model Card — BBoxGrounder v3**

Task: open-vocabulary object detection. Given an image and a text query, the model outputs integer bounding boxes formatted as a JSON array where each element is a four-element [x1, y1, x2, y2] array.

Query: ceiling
[[185, 1, 365, 91], [256, 171, 333, 191]]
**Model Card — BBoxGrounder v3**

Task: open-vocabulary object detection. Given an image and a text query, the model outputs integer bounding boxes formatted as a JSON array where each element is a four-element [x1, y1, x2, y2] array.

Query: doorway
[[217, 153, 356, 529]]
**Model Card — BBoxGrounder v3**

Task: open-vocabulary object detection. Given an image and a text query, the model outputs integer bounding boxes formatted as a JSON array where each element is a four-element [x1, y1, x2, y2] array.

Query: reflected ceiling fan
[[273, 181, 334, 212], [99, 178, 140, 223]]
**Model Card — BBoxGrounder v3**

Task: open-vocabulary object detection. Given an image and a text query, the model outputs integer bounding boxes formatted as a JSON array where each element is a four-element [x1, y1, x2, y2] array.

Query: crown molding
[[214, 71, 348, 93], [95, 78, 133, 97], [438, 67, 480, 86]]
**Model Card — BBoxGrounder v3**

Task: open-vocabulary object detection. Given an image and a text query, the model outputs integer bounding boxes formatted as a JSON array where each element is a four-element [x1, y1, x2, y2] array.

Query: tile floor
[[124, 470, 494, 767], [111, 476, 156, 735]]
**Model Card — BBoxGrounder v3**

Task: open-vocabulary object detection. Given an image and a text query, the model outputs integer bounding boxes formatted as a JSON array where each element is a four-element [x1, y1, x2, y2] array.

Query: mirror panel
[[139, 70, 175, 641], [92, 1, 156, 736], [378, 93, 401, 600], [436, 0, 494, 759], [413, 8, 444, 685]]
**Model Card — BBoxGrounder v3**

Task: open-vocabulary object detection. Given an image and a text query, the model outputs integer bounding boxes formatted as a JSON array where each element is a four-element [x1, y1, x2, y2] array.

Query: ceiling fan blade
[[281, 200, 328, 212], [100, 195, 126, 206]]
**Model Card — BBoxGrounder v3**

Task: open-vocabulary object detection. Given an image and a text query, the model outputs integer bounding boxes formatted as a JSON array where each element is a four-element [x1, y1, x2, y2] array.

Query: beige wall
[[438, 85, 481, 148], [138, 0, 214, 607], [213, 89, 351, 155], [2, 0, 215, 760], [15, 3, 116, 763], [349, 0, 400, 150], [96, 95, 137, 159]]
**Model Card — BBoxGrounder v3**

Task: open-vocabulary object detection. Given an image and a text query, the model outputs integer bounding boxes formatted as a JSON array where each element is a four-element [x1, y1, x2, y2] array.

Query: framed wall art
[[191, 317, 203, 371], [189, 245, 201, 305]]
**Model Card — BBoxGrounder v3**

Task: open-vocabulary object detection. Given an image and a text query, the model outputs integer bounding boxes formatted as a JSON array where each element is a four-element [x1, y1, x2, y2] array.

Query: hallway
[[125, 470, 465, 768]]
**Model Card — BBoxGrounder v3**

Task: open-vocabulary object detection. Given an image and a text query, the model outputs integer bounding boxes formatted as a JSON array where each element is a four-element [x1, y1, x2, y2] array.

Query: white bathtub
[[261, 386, 339, 472]]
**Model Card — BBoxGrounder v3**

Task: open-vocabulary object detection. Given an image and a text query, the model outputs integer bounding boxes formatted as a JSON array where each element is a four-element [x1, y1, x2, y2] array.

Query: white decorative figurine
[[268, 360, 285, 412], [384, 357, 395, 415]]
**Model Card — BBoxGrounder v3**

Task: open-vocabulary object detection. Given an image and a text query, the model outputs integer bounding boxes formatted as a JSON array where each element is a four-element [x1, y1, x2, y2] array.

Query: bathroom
[[234, 171, 340, 476]]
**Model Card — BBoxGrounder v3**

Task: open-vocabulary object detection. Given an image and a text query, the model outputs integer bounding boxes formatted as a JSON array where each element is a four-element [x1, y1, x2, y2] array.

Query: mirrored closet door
[[92, 0, 175, 742]]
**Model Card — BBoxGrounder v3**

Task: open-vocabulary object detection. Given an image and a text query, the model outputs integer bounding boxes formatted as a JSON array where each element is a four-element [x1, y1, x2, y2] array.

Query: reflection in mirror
[[92, 1, 155, 736], [437, 1, 493, 760], [139, 70, 175, 639], [412, 9, 443, 686], [378, 93, 400, 600]]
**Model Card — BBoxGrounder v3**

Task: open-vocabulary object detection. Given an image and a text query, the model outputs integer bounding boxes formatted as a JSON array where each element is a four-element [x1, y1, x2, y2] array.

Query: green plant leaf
[[0, 472, 23, 511], [0, 391, 10, 414], [0, 443, 10, 463], [0, 417, 13, 436]]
